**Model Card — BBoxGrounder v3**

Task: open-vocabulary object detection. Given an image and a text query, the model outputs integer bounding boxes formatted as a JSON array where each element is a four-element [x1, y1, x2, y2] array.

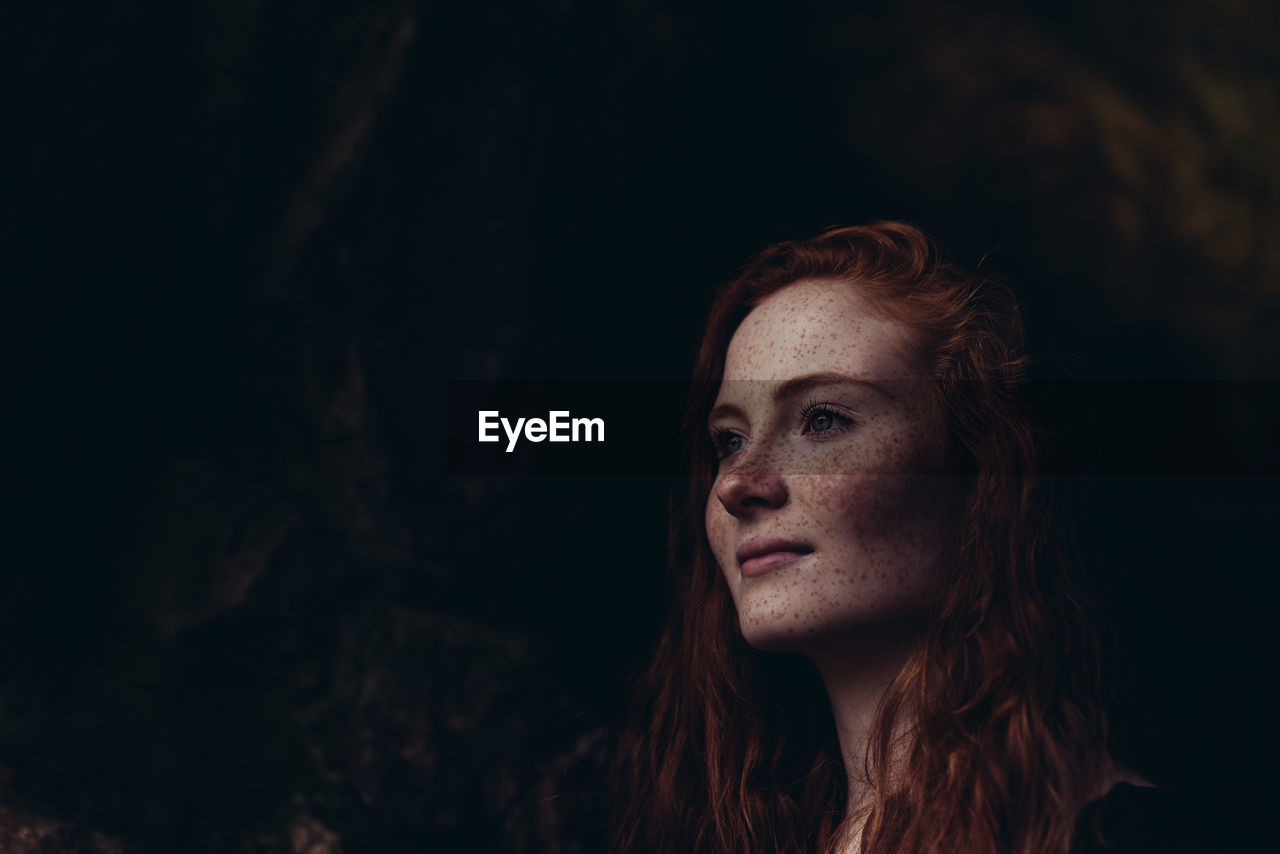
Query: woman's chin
[[736, 613, 833, 654], [736, 606, 931, 657]]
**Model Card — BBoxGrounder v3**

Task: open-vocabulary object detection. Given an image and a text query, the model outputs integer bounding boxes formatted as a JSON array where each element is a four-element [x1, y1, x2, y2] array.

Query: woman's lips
[[736, 538, 815, 578]]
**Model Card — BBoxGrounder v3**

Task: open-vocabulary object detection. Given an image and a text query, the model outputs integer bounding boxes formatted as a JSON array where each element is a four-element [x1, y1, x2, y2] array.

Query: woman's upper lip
[[736, 537, 814, 566]]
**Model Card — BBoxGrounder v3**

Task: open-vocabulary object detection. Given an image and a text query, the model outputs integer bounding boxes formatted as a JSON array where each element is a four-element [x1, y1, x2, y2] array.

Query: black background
[[7, 1, 1278, 851]]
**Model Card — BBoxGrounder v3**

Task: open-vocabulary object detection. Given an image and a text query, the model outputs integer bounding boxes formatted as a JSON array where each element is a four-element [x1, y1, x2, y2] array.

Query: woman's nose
[[714, 460, 788, 518]]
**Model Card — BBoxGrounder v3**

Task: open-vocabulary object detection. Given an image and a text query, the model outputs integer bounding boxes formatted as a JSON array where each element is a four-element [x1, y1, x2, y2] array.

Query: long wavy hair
[[611, 222, 1110, 854]]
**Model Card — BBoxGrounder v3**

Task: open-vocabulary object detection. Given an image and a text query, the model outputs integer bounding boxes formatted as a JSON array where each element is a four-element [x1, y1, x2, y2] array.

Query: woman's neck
[[807, 625, 924, 829]]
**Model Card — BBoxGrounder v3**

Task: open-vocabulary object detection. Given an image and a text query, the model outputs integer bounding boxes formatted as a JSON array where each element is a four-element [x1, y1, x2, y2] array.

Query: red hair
[[612, 222, 1110, 853]]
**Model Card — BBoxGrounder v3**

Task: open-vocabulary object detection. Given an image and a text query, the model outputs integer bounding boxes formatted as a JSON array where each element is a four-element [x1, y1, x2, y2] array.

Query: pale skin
[[705, 278, 953, 846], [704, 278, 1145, 852]]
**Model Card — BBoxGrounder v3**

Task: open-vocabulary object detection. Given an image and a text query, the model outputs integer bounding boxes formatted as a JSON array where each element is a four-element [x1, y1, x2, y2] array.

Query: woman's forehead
[[722, 278, 918, 383]]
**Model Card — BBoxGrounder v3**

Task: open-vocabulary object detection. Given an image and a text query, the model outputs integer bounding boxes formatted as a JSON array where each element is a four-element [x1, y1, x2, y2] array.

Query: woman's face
[[704, 278, 956, 653]]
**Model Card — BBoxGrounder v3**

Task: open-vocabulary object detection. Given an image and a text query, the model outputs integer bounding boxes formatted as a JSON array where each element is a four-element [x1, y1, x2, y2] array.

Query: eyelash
[[797, 398, 852, 438], [708, 399, 854, 460], [709, 426, 745, 460]]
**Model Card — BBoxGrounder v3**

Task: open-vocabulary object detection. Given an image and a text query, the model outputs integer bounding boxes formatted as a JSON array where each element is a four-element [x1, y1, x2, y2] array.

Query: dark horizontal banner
[[446, 380, 1279, 476]]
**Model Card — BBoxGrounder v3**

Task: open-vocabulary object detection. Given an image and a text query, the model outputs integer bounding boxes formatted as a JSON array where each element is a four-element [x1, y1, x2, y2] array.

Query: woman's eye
[[809, 411, 837, 432], [711, 430, 745, 459], [800, 404, 851, 436]]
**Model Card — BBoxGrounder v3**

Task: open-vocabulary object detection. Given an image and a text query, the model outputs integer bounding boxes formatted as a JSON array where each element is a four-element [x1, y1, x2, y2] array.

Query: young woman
[[612, 222, 1168, 854]]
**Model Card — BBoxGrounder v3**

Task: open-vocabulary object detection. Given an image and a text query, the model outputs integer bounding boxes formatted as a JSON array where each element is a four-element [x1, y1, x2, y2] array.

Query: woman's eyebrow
[[773, 371, 895, 403], [706, 401, 744, 426], [707, 372, 894, 426]]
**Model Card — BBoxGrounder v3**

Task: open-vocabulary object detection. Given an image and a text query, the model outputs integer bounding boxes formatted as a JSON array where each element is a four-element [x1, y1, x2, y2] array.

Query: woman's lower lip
[[740, 550, 813, 577]]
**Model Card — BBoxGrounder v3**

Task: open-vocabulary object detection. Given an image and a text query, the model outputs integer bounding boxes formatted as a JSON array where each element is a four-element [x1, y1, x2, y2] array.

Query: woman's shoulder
[[1070, 780, 1207, 854]]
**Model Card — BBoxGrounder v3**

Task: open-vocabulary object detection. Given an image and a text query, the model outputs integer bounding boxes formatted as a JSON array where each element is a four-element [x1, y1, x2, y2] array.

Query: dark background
[[7, 1, 1278, 851]]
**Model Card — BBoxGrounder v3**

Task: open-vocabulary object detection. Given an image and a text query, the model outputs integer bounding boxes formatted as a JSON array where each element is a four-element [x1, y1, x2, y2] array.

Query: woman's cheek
[[704, 495, 737, 586]]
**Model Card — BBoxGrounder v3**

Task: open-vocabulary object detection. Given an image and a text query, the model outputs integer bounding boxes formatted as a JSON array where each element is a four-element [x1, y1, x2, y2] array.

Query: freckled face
[[704, 278, 955, 653]]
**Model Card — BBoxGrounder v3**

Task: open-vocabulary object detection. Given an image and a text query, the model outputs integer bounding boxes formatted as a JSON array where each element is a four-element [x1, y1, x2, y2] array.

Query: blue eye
[[799, 400, 851, 437], [710, 428, 745, 459], [808, 411, 838, 432]]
